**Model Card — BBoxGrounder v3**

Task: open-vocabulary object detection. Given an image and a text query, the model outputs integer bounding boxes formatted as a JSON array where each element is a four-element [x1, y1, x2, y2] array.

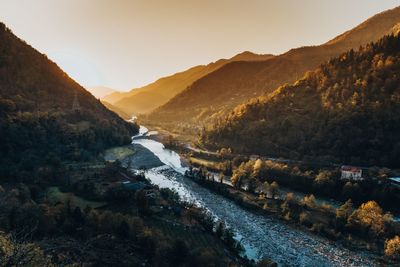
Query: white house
[[341, 166, 363, 180]]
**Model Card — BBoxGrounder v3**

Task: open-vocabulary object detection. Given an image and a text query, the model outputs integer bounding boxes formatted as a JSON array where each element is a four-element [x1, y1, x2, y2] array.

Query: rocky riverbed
[[125, 126, 377, 266]]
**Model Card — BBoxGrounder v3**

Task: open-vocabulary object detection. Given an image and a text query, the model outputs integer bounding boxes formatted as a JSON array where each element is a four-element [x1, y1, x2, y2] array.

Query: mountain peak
[[325, 5, 400, 47], [231, 51, 274, 61]]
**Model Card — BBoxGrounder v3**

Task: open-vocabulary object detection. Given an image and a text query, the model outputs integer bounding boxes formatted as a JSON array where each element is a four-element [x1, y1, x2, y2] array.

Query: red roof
[[341, 165, 362, 172]]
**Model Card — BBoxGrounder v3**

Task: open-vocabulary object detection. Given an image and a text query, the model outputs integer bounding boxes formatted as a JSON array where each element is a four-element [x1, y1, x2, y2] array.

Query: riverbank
[[128, 127, 381, 266], [186, 172, 389, 255]]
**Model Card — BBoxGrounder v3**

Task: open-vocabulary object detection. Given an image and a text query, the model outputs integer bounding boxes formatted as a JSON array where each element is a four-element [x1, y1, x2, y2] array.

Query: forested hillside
[[201, 34, 400, 168], [0, 23, 138, 180], [149, 6, 400, 128]]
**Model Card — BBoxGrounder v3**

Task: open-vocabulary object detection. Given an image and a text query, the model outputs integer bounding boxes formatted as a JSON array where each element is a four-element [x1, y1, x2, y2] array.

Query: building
[[389, 177, 400, 187], [341, 165, 363, 180]]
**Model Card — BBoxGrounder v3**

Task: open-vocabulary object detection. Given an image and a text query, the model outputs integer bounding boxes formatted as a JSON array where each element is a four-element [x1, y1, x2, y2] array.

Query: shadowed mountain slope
[[0, 23, 138, 179]]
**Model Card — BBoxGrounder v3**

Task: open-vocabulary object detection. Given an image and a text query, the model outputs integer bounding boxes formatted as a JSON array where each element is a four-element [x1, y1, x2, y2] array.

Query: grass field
[[104, 146, 135, 162], [47, 186, 106, 209]]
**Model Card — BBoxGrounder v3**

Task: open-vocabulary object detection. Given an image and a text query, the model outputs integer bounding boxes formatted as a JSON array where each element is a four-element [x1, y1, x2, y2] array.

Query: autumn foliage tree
[[385, 235, 400, 259], [347, 201, 392, 237]]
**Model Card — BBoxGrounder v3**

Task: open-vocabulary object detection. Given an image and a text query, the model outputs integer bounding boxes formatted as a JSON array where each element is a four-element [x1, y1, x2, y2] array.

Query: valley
[[1, 2, 400, 266], [123, 125, 379, 266]]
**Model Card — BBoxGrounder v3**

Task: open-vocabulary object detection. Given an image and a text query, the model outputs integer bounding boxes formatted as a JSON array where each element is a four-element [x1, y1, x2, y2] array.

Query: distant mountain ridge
[[148, 6, 400, 127], [101, 100, 131, 120], [87, 86, 118, 99], [103, 52, 273, 115]]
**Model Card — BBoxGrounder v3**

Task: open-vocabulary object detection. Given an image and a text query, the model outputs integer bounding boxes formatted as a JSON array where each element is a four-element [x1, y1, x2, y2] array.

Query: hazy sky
[[0, 0, 399, 90]]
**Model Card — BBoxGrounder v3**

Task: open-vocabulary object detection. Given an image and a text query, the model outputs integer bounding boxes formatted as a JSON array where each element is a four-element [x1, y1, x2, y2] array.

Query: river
[[130, 126, 376, 266]]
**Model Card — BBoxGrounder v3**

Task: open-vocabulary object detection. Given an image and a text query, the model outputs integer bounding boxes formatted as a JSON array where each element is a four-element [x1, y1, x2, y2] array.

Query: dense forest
[[0, 23, 138, 180], [201, 34, 400, 168]]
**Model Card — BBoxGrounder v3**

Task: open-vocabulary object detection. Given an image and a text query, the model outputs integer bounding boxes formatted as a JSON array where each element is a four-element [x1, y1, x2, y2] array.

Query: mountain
[[0, 23, 138, 179], [148, 6, 400, 128], [103, 52, 273, 115], [102, 90, 127, 104], [101, 100, 131, 120], [86, 86, 118, 98], [201, 34, 400, 168]]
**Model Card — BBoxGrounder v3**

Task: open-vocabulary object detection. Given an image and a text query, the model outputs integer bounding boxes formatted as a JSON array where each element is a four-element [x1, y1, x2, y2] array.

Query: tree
[[252, 159, 267, 179], [135, 191, 150, 216], [222, 227, 239, 252], [261, 181, 270, 194], [385, 235, 400, 259], [336, 199, 353, 229], [299, 212, 311, 226], [247, 178, 257, 193], [231, 166, 247, 188], [302, 194, 316, 208], [218, 147, 232, 158], [268, 181, 279, 199], [336, 199, 353, 218], [347, 201, 391, 237], [117, 220, 130, 238], [314, 170, 334, 195], [215, 221, 225, 238], [341, 182, 361, 200], [0, 232, 52, 267], [137, 229, 158, 257], [219, 172, 225, 183], [167, 239, 189, 266]]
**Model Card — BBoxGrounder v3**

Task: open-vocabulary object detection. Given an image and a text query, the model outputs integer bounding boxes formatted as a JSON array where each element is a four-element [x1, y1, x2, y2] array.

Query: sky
[[0, 0, 399, 91]]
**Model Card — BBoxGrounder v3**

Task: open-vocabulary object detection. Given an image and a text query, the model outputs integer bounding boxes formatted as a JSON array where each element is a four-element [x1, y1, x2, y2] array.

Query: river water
[[130, 126, 376, 266]]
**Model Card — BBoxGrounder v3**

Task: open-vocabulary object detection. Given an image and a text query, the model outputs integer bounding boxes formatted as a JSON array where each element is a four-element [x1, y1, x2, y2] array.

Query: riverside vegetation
[[185, 163, 400, 264]]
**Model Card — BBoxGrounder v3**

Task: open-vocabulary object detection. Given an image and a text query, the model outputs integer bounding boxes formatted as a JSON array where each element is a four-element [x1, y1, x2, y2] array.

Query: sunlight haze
[[0, 0, 399, 90]]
